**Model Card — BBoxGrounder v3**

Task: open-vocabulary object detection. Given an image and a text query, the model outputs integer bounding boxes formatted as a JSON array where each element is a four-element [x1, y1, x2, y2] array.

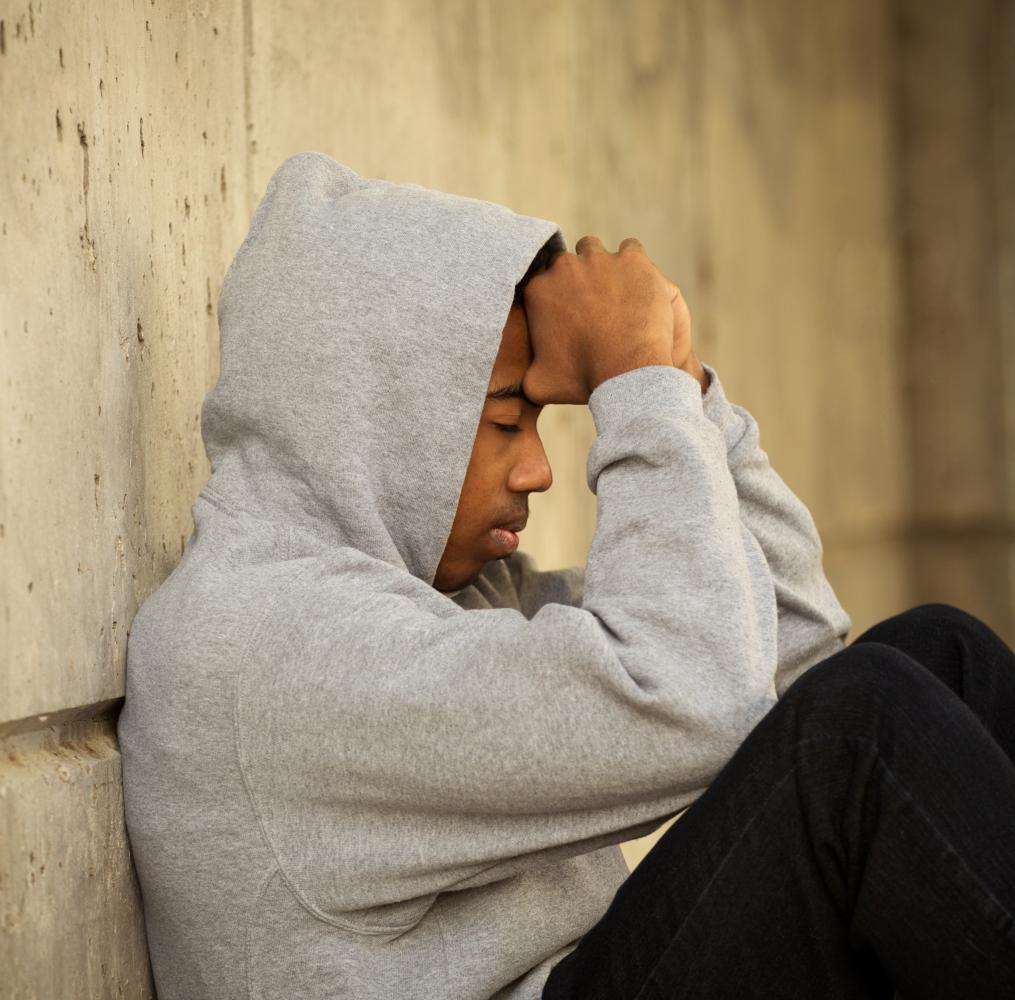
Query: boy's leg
[[542, 638, 1015, 1000], [852, 602, 1015, 763]]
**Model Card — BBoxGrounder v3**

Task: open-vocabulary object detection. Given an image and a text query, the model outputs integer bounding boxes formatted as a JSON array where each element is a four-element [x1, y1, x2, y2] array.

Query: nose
[[508, 434, 553, 494]]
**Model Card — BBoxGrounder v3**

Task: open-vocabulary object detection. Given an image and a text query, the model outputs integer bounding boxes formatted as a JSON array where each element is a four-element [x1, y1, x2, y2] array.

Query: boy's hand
[[521, 235, 676, 406], [522, 234, 701, 405]]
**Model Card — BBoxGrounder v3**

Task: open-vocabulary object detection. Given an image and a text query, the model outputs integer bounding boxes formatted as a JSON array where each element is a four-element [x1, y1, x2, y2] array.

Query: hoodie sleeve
[[509, 362, 852, 700], [698, 362, 852, 698], [235, 364, 782, 920]]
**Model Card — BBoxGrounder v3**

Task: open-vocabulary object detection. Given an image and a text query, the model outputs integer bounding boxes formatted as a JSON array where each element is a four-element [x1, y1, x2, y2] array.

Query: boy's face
[[433, 303, 553, 592]]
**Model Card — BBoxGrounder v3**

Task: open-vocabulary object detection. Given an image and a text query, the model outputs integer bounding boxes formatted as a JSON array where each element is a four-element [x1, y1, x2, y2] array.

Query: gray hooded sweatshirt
[[117, 151, 852, 1000]]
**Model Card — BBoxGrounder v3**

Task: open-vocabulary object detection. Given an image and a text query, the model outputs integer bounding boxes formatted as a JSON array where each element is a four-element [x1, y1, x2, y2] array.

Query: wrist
[[678, 349, 709, 395]]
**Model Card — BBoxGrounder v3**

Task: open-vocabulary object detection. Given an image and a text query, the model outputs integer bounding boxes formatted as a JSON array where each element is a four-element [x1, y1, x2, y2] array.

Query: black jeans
[[541, 604, 1015, 999]]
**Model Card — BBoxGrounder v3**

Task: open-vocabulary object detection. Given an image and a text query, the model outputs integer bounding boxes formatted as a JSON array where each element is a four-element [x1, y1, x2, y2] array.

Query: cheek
[[454, 458, 501, 529]]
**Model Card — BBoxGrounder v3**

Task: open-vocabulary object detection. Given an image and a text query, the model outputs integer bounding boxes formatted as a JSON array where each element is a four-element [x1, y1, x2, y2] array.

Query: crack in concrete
[[76, 122, 97, 270]]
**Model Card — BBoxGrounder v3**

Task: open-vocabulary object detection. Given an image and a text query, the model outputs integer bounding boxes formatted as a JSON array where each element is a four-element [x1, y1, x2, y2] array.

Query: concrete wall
[[1, 1, 1011, 995], [896, 0, 1015, 633], [1, 2, 248, 994]]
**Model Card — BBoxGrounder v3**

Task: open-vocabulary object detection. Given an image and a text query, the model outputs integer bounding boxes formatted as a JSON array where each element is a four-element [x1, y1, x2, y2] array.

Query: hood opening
[[199, 151, 567, 586]]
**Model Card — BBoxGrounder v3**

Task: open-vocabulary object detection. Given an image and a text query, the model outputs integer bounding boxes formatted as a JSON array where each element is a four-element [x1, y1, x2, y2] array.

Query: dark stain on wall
[[59, 45, 63, 68], [139, 116, 145, 157], [55, 107, 63, 141], [77, 122, 96, 269], [77, 122, 89, 196]]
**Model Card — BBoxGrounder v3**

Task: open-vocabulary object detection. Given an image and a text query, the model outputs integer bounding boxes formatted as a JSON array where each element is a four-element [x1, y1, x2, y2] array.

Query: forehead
[[489, 304, 531, 385]]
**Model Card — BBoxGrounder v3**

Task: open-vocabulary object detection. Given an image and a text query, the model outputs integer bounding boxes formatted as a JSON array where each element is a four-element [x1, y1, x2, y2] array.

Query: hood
[[200, 152, 566, 587]]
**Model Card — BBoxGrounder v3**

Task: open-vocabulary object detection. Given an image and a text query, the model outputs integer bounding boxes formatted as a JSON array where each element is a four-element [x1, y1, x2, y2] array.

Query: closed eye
[[494, 424, 522, 434]]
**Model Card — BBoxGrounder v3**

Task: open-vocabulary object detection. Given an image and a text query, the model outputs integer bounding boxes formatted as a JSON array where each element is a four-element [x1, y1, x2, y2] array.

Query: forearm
[[698, 362, 852, 695]]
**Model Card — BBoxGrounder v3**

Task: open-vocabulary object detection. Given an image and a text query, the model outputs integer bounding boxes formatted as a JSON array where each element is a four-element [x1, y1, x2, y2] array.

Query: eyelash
[[494, 424, 522, 434]]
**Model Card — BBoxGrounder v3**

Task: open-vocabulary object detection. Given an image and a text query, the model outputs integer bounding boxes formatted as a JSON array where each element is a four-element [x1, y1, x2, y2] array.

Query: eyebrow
[[486, 382, 540, 408]]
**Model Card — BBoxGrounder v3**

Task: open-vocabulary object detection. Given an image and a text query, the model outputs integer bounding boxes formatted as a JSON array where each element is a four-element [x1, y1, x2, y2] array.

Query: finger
[[617, 236, 646, 254], [575, 234, 608, 256], [660, 273, 683, 302]]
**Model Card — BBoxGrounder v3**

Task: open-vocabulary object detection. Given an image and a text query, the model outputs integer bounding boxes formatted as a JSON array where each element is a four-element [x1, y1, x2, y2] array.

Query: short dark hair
[[513, 239, 563, 307]]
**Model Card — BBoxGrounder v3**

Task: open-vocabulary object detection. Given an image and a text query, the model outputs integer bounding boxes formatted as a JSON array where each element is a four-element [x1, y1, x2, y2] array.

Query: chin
[[462, 564, 486, 587], [435, 562, 483, 593]]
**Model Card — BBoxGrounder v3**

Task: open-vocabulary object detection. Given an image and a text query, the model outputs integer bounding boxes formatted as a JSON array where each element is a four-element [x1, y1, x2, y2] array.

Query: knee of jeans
[[908, 601, 980, 629], [906, 602, 1006, 654], [780, 640, 934, 716], [857, 601, 999, 650]]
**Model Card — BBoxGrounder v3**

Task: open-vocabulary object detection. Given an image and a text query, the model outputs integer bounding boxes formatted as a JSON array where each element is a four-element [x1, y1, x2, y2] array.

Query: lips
[[491, 527, 521, 553], [489, 514, 527, 555], [497, 518, 528, 533]]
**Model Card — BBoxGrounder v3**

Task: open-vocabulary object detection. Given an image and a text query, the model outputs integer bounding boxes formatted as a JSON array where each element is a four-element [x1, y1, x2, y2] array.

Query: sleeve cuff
[[700, 361, 748, 452], [587, 365, 704, 435]]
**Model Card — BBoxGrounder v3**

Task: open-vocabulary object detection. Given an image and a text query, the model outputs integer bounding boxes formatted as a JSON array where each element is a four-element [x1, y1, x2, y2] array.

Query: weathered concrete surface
[[896, 0, 1015, 639], [1, 0, 247, 995], [691, 0, 912, 640], [1, 0, 248, 724], [1, 713, 152, 998]]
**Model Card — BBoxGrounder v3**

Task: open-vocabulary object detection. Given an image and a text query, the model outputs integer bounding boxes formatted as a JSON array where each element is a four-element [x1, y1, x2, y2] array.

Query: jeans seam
[[873, 753, 1015, 940], [628, 735, 1015, 1000], [630, 738, 871, 999], [630, 758, 804, 1000]]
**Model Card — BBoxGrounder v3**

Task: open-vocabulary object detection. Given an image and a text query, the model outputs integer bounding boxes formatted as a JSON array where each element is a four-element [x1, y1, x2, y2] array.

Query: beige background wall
[[2, 0, 1012, 994]]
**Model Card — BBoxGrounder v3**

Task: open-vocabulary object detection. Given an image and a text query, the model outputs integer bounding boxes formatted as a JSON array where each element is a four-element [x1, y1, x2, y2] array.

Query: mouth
[[490, 527, 521, 553], [489, 516, 527, 555], [497, 517, 528, 533]]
